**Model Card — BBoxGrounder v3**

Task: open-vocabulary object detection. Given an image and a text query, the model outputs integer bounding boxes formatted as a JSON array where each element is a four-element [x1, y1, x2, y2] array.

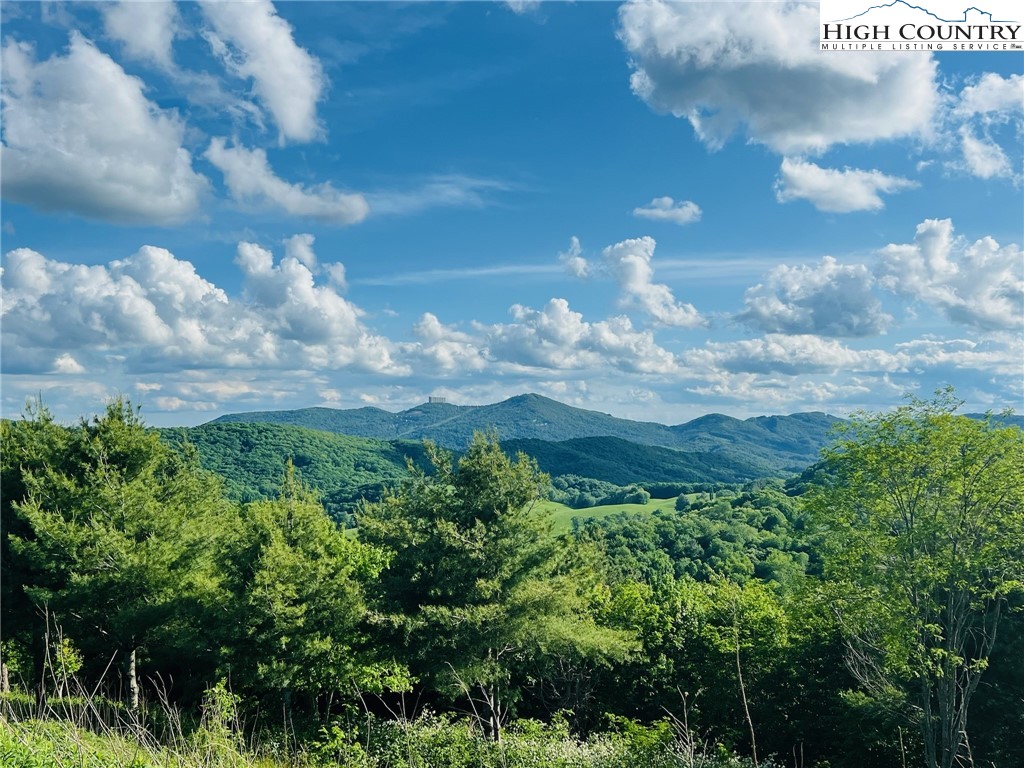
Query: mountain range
[[209, 393, 841, 470], [168, 394, 1019, 520]]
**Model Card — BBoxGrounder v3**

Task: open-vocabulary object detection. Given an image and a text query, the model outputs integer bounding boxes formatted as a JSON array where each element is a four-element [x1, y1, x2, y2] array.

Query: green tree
[[357, 434, 633, 740], [1, 400, 71, 703], [216, 463, 401, 713], [807, 391, 1024, 768], [5, 398, 230, 713]]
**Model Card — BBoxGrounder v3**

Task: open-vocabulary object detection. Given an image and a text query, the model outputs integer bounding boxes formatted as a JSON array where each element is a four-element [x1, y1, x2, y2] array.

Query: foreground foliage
[[808, 391, 1024, 768], [357, 436, 635, 740], [2, 391, 1021, 768], [0, 711, 775, 768]]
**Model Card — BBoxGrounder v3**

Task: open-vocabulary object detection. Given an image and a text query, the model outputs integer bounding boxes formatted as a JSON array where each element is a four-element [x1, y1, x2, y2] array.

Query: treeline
[[2, 394, 1022, 768]]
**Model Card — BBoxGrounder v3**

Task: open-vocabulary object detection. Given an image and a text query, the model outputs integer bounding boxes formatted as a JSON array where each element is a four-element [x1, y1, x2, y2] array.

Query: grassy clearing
[[344, 497, 679, 537], [540, 497, 679, 534]]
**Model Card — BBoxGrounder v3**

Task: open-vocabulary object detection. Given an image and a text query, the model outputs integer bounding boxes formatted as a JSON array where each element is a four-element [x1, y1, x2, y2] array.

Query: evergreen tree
[[358, 434, 633, 740], [5, 398, 230, 712], [215, 463, 401, 714]]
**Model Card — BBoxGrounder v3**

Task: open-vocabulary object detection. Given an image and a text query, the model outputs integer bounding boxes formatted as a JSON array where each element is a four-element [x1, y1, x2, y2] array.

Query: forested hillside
[[211, 393, 842, 467], [158, 422, 427, 521], [501, 435, 769, 484], [156, 422, 776, 522]]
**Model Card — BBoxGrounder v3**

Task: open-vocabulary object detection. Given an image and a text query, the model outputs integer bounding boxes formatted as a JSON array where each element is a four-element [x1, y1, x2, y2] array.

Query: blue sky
[[1, 0, 1021, 426]]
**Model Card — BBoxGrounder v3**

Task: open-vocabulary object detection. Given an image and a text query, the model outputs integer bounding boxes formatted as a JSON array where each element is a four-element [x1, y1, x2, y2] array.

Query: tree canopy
[[807, 391, 1024, 768], [357, 434, 635, 740]]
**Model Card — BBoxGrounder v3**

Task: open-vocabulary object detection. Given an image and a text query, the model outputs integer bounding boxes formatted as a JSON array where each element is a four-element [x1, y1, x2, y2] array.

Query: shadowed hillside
[[211, 393, 842, 469]]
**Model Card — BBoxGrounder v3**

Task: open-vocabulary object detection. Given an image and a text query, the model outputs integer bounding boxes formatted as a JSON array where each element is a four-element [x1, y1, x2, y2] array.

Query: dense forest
[[2, 392, 1022, 768]]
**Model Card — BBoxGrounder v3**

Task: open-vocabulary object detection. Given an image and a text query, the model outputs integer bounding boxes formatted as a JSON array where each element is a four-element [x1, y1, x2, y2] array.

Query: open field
[[537, 497, 681, 534]]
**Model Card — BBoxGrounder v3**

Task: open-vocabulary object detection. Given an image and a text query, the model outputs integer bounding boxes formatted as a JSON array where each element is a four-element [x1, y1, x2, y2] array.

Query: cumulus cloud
[[949, 73, 1022, 181], [409, 313, 488, 373], [200, 0, 326, 144], [0, 33, 208, 224], [1, 241, 402, 378], [398, 297, 682, 378], [876, 218, 1023, 332], [617, 0, 938, 154], [206, 138, 369, 225], [633, 196, 702, 225], [1, 245, 226, 374], [601, 237, 704, 327], [739, 256, 891, 337], [52, 353, 85, 375], [284, 233, 318, 269], [774, 158, 917, 213], [486, 298, 678, 373], [686, 370, 888, 411], [233, 241, 398, 372], [954, 73, 1024, 118], [895, 337, 1023, 378], [559, 236, 589, 278], [102, 1, 180, 69], [684, 334, 904, 377]]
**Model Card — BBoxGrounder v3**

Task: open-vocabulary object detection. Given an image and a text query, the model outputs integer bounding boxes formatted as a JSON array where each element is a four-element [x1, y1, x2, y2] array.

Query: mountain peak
[[209, 394, 841, 469]]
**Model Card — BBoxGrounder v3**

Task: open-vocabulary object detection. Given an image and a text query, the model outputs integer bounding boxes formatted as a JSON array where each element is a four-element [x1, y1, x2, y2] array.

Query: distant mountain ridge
[[210, 393, 843, 470], [172, 400, 1021, 521]]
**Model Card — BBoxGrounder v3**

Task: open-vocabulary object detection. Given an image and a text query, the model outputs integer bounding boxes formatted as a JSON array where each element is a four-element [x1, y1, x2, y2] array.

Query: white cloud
[[633, 196, 702, 225], [200, 0, 326, 144], [102, 1, 180, 69], [948, 73, 1022, 181], [284, 233, 318, 269], [486, 298, 678, 373], [365, 174, 511, 216], [1, 240, 403, 378], [233, 241, 398, 372], [685, 334, 903, 377], [617, 0, 938, 154], [409, 313, 488, 373], [206, 138, 370, 225], [686, 371, 887, 411], [324, 263, 348, 291], [52, 353, 85, 374], [601, 237, 705, 327], [774, 158, 917, 213], [1, 245, 225, 373], [876, 218, 1023, 332], [505, 1, 541, 14], [740, 256, 891, 337], [281, 233, 350, 291], [153, 396, 218, 412], [895, 337, 1023, 378], [401, 298, 680, 376], [559, 236, 589, 278], [958, 129, 1012, 180], [954, 73, 1023, 118], [0, 33, 208, 224]]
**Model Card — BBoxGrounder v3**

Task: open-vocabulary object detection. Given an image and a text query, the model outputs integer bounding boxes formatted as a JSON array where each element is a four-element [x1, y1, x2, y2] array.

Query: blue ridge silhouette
[[831, 1, 1017, 24]]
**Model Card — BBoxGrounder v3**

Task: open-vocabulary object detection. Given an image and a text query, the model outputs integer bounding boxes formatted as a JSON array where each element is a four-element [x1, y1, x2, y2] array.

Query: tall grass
[[1, 668, 775, 768]]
